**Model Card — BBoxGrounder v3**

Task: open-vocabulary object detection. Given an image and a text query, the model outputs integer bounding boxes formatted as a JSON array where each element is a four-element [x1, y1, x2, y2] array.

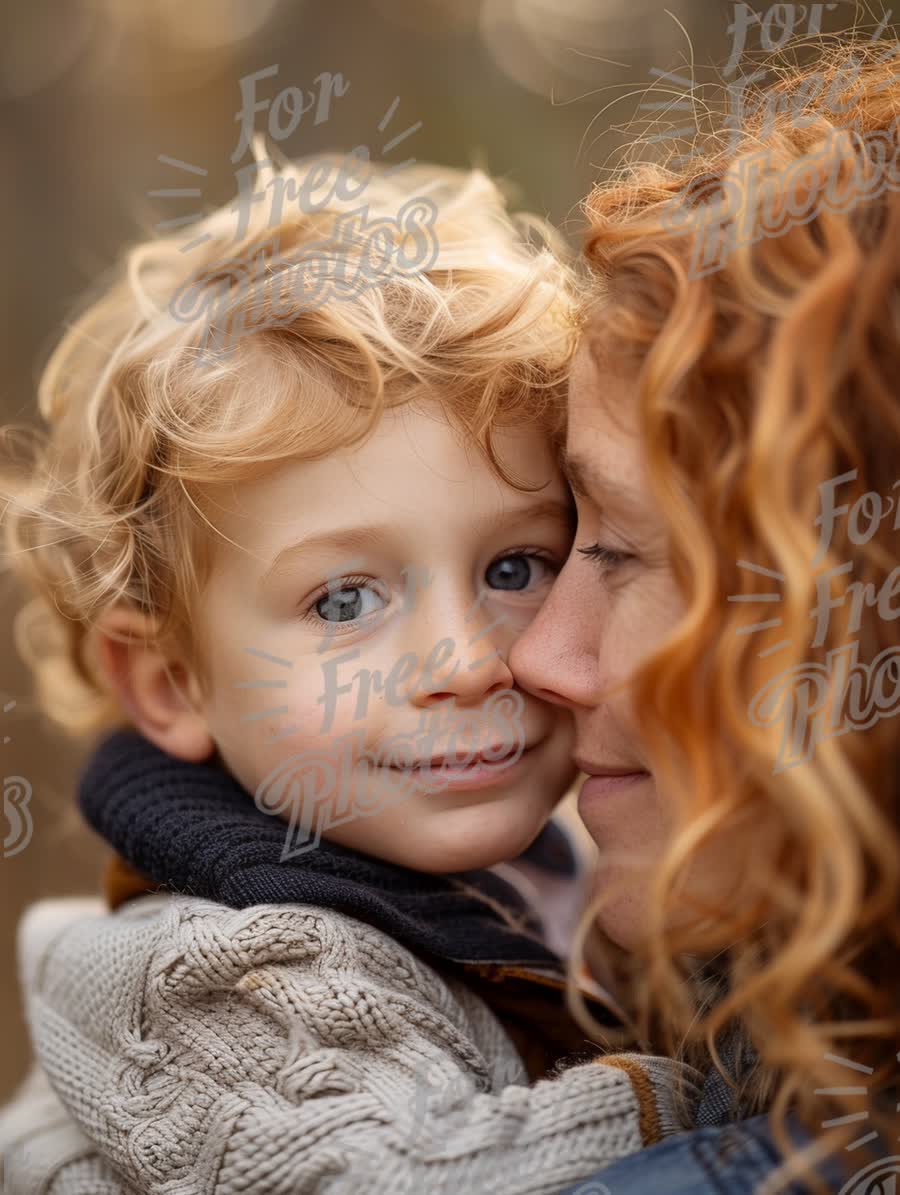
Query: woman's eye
[[314, 584, 386, 623], [577, 543, 633, 570], [484, 552, 554, 592]]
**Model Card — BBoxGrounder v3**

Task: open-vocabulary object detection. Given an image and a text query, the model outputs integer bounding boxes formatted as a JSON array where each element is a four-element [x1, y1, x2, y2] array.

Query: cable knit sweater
[[1, 731, 705, 1192], [0, 892, 704, 1195]]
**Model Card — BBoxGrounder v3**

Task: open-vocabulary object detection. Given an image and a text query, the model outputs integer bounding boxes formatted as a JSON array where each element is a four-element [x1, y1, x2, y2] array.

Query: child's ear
[[91, 605, 215, 764]]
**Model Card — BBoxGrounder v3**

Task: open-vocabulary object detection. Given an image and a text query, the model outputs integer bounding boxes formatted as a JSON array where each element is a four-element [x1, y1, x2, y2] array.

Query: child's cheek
[[255, 655, 381, 778], [292, 661, 370, 750], [241, 666, 394, 852]]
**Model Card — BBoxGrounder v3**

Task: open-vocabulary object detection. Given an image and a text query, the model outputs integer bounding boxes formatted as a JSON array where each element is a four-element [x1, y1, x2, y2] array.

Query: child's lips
[[394, 745, 524, 769], [385, 742, 537, 790]]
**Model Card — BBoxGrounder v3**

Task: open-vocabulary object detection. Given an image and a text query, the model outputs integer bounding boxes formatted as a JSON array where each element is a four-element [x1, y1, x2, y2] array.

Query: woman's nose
[[509, 560, 599, 709]]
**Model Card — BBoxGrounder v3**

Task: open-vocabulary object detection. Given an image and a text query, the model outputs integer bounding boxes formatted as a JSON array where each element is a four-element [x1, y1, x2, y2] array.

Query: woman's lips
[[578, 770, 650, 801]]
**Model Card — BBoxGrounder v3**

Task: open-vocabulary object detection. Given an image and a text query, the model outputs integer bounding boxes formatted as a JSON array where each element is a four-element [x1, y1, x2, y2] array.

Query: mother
[[511, 40, 900, 1195]]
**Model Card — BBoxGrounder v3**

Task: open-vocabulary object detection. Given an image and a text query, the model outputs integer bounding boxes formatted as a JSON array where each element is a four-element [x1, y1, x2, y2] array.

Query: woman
[[510, 38, 900, 1195]]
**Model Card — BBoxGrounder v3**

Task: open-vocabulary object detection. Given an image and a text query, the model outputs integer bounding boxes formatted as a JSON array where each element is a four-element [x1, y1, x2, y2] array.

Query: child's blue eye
[[485, 553, 553, 592], [315, 585, 386, 623]]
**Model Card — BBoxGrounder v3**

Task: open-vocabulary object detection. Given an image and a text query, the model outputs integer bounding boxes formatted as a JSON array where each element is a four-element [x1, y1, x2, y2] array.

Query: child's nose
[[408, 616, 515, 708]]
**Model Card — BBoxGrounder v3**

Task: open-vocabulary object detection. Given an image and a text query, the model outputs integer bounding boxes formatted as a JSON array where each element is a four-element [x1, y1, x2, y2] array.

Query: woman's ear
[[90, 605, 215, 763]]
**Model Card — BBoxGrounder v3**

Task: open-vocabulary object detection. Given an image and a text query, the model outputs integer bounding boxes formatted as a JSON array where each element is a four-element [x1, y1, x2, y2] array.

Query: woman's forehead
[[566, 347, 642, 495]]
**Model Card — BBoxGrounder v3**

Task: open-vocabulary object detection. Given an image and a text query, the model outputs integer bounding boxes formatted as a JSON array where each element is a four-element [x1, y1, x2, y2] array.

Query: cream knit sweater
[[0, 894, 703, 1194]]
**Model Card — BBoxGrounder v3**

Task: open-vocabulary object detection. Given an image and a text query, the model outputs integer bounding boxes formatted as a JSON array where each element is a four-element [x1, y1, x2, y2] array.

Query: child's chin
[[414, 809, 551, 875]]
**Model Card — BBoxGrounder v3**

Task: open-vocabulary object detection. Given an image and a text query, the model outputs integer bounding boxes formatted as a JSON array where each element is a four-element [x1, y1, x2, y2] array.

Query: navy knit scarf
[[77, 728, 578, 971]]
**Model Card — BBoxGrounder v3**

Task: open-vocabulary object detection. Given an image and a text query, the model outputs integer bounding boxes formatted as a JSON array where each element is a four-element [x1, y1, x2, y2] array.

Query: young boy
[[0, 148, 701, 1193]]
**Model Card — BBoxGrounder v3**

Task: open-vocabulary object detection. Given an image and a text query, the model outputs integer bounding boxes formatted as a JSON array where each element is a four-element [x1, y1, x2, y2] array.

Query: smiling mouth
[[388, 745, 530, 771]]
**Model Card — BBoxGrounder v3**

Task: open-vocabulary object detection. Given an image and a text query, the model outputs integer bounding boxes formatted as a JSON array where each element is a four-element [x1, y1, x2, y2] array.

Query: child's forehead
[[203, 404, 567, 565]]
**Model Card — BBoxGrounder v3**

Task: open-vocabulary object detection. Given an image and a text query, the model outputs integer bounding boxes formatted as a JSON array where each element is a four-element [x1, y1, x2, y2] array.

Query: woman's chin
[[591, 890, 648, 953]]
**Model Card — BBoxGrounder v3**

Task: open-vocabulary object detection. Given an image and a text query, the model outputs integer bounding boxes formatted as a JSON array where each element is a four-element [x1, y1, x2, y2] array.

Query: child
[[0, 147, 701, 1194]]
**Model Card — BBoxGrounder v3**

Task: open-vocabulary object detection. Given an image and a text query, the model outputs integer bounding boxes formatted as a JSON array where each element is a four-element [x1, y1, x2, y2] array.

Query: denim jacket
[[557, 1020, 871, 1194], [559, 1083, 861, 1195]]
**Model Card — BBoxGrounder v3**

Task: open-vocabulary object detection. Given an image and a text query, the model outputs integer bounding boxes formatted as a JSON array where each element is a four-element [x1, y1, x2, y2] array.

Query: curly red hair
[[578, 40, 900, 1191]]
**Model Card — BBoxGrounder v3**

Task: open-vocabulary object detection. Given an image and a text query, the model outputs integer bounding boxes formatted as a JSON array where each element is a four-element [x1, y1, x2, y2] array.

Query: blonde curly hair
[[574, 39, 900, 1193], [0, 146, 578, 741]]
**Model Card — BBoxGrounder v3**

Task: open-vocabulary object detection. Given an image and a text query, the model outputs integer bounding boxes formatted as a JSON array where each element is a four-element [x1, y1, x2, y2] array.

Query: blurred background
[[0, 0, 887, 1100]]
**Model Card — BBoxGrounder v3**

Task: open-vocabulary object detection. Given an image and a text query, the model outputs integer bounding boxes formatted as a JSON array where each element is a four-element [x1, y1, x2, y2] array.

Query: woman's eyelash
[[577, 543, 633, 568]]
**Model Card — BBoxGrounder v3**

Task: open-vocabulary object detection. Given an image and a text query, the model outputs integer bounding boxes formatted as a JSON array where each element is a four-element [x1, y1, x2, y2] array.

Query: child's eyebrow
[[259, 499, 571, 593], [260, 526, 394, 591], [476, 496, 574, 536]]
